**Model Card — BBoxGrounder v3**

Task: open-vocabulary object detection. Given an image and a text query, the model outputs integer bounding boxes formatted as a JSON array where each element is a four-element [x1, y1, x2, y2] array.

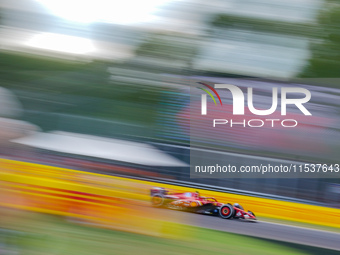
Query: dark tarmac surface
[[163, 209, 340, 251]]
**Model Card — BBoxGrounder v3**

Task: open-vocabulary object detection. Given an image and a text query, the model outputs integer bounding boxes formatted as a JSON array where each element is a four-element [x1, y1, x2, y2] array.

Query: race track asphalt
[[161, 209, 340, 251]]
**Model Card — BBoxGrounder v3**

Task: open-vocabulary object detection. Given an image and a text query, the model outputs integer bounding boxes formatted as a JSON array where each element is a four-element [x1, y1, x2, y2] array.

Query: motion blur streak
[[36, 0, 175, 24], [1, 158, 339, 229], [26, 33, 96, 55], [0, 0, 340, 254], [0, 158, 187, 238]]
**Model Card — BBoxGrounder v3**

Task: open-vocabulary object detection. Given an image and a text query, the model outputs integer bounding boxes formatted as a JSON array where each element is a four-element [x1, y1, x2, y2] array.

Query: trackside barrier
[[0, 159, 187, 238], [145, 182, 340, 228], [0, 159, 339, 229]]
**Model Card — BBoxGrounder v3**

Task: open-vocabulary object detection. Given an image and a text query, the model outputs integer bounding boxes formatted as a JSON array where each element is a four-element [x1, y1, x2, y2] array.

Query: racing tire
[[219, 204, 234, 219], [151, 194, 164, 207], [228, 203, 237, 218]]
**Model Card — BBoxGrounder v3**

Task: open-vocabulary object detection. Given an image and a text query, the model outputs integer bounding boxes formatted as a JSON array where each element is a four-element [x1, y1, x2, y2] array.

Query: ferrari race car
[[151, 187, 256, 220]]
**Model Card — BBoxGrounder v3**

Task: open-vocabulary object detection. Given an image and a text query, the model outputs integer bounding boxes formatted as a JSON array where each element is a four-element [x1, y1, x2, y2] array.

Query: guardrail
[[151, 142, 335, 205], [122, 174, 327, 207]]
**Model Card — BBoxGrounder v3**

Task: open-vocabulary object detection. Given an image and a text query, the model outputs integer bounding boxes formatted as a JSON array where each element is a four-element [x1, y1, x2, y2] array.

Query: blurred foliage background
[[0, 0, 340, 204], [0, 0, 339, 151], [300, 0, 340, 78]]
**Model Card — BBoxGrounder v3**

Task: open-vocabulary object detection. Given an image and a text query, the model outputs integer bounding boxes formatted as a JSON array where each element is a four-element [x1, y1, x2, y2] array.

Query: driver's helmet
[[233, 203, 244, 210], [195, 191, 200, 198], [152, 187, 168, 195]]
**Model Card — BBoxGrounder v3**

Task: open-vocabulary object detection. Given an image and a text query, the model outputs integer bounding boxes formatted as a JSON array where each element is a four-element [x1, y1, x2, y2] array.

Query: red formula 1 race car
[[151, 187, 256, 221]]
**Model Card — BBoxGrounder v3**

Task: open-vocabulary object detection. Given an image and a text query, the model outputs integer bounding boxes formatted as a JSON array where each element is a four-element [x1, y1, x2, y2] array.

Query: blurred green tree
[[210, 14, 314, 37], [135, 33, 198, 69], [300, 1, 340, 78]]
